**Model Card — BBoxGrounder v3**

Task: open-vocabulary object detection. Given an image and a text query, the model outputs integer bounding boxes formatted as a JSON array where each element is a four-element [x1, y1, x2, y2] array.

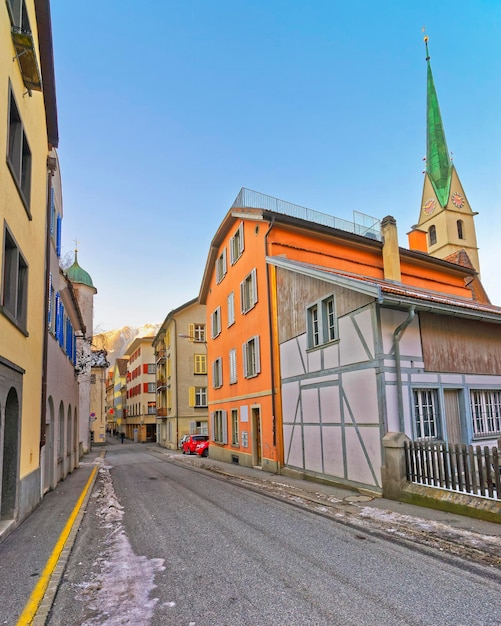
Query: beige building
[[124, 337, 156, 443], [110, 358, 127, 435], [153, 299, 208, 450], [89, 350, 109, 446], [1, 0, 61, 531]]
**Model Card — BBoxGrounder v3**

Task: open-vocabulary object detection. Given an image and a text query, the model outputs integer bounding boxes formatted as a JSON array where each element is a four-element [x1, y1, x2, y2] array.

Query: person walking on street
[[120, 432, 125, 444]]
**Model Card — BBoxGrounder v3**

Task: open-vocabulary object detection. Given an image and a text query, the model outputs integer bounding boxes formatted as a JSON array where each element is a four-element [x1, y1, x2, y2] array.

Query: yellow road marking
[[16, 464, 98, 625]]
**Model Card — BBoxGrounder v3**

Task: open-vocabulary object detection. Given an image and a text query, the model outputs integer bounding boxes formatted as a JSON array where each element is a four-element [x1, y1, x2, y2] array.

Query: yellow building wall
[[0, 0, 51, 479]]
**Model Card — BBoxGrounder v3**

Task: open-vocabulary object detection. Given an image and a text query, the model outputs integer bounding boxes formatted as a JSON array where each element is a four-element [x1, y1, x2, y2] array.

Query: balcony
[[156, 408, 168, 417]]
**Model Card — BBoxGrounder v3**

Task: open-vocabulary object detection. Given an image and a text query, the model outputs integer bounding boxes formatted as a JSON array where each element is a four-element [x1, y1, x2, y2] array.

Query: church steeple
[[425, 36, 452, 208], [412, 35, 481, 278]]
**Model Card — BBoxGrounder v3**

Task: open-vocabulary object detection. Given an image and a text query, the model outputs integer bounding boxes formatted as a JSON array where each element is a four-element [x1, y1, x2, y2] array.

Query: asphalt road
[[46, 444, 501, 626]]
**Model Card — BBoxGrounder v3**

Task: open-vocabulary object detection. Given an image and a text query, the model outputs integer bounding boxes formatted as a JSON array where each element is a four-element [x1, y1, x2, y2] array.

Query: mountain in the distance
[[92, 323, 161, 367]]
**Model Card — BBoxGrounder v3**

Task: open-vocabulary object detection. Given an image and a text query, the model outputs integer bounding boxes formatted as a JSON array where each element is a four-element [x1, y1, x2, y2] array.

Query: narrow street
[[45, 444, 501, 626]]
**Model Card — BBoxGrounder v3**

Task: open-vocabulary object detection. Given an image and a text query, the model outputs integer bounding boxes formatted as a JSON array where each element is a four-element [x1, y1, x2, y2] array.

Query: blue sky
[[51, 1, 501, 333]]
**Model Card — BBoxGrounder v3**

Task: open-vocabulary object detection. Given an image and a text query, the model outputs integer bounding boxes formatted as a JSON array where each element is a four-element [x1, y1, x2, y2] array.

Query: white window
[[147, 363, 156, 374], [229, 348, 237, 384], [189, 386, 207, 408], [240, 268, 257, 314], [470, 390, 501, 438], [212, 357, 223, 389], [306, 294, 336, 348], [189, 323, 206, 342], [216, 248, 227, 283], [212, 410, 227, 444], [147, 382, 156, 393], [243, 336, 260, 379], [227, 291, 235, 327], [211, 306, 221, 338], [231, 408, 239, 445], [414, 389, 440, 439], [230, 222, 244, 264]]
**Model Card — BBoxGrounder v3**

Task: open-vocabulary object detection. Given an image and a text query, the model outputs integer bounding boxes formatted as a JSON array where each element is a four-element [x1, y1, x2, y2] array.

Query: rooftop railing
[[231, 187, 381, 241]]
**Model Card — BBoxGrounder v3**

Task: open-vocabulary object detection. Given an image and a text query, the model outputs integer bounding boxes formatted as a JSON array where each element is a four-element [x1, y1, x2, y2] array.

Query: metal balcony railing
[[231, 188, 381, 241]]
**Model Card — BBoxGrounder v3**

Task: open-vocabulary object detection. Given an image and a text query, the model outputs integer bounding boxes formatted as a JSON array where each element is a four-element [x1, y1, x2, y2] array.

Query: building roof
[[268, 256, 501, 324], [425, 36, 451, 208]]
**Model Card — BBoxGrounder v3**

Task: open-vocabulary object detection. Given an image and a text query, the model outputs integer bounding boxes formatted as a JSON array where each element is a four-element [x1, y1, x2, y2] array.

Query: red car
[[182, 434, 209, 455], [195, 440, 209, 457]]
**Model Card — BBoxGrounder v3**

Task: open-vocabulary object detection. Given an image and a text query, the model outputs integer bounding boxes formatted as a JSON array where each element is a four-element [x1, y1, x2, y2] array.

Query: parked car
[[182, 434, 209, 455], [195, 440, 209, 457], [179, 434, 190, 450]]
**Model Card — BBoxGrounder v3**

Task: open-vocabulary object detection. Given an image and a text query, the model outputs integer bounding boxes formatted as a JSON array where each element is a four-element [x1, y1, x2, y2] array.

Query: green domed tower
[[66, 249, 95, 288]]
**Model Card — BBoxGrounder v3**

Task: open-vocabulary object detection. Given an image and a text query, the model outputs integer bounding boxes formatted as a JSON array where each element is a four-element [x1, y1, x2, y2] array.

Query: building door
[[1, 388, 19, 520], [444, 389, 462, 445], [252, 407, 261, 467]]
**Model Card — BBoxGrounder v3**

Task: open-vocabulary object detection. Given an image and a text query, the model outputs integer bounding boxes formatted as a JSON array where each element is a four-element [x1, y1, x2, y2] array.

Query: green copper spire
[[425, 36, 451, 208]]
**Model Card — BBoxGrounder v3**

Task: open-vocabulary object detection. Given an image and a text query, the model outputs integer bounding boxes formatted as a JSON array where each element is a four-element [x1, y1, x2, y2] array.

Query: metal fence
[[404, 440, 501, 500]]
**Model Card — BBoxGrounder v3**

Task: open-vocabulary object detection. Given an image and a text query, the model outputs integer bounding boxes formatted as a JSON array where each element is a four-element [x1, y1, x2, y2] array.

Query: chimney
[[381, 215, 401, 282], [407, 226, 428, 253]]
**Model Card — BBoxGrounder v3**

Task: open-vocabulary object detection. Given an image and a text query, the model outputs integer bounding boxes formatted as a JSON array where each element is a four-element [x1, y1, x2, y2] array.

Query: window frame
[[212, 357, 223, 389], [306, 294, 337, 349], [211, 306, 222, 338], [240, 268, 257, 314], [231, 408, 239, 446], [7, 87, 32, 213], [413, 388, 441, 440], [230, 222, 244, 265], [212, 409, 227, 444], [470, 389, 501, 439], [243, 335, 260, 379], [215, 248, 227, 284], [1, 224, 28, 331]]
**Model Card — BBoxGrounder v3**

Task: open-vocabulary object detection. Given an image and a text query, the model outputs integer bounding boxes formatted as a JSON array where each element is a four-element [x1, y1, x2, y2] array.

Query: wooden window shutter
[[188, 323, 195, 340], [188, 386, 195, 407]]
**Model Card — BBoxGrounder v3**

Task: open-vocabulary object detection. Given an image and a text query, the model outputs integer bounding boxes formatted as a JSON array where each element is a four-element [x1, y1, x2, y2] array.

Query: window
[[241, 268, 257, 314], [7, 90, 31, 210], [306, 295, 337, 348], [216, 248, 227, 283], [2, 226, 28, 329], [230, 222, 244, 264], [212, 410, 227, 444], [211, 306, 221, 338], [429, 225, 437, 246], [229, 348, 237, 384], [6, 0, 30, 30], [189, 386, 207, 408], [470, 390, 501, 438], [231, 408, 239, 445], [227, 291, 235, 327], [147, 382, 156, 393], [212, 357, 223, 389], [147, 363, 156, 374], [90, 374, 96, 384], [147, 402, 156, 414], [243, 336, 260, 378], [457, 220, 464, 240], [194, 353, 207, 374], [413, 389, 440, 439], [188, 323, 206, 342]]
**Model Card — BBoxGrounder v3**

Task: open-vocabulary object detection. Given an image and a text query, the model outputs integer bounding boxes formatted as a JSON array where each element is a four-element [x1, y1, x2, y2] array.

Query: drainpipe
[[264, 216, 282, 472], [393, 306, 415, 432]]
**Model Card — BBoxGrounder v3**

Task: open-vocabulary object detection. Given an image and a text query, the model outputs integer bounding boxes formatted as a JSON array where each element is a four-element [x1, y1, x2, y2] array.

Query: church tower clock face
[[422, 198, 436, 215], [451, 192, 465, 208]]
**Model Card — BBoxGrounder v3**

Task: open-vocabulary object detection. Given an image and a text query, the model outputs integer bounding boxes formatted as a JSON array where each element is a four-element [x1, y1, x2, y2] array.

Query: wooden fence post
[[382, 432, 411, 500]]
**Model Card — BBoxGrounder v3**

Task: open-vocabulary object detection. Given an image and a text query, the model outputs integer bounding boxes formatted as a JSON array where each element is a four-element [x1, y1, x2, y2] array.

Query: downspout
[[393, 306, 415, 432], [264, 216, 282, 472], [173, 317, 178, 449]]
